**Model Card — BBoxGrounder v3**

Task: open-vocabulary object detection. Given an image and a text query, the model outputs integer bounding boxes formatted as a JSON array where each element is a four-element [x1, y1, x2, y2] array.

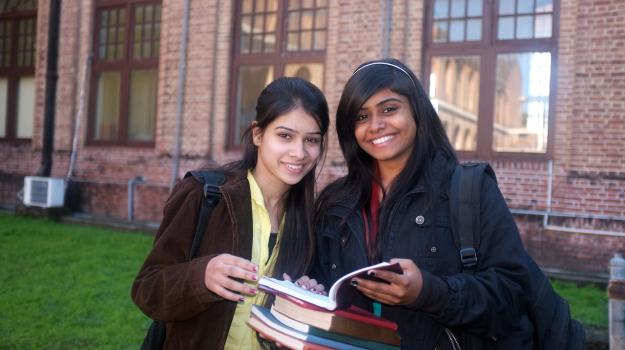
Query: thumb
[[282, 273, 292, 282]]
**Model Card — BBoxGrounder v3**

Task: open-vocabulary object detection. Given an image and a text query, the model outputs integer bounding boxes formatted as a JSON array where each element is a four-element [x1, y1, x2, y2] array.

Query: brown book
[[272, 294, 401, 346]]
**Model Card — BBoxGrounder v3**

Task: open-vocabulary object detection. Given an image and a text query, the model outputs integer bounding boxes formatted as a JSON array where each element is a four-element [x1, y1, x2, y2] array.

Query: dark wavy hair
[[316, 58, 456, 262], [224, 76, 329, 278]]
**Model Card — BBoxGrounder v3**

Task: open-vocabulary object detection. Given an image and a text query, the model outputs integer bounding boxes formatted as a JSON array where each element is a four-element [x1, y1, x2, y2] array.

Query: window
[[88, 0, 161, 145], [229, 0, 327, 146], [0, 1, 37, 140], [425, 0, 557, 158]]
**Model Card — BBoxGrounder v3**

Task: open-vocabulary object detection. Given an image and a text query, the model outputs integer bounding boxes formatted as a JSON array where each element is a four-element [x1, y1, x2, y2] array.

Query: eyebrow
[[274, 126, 322, 135], [360, 97, 404, 110]]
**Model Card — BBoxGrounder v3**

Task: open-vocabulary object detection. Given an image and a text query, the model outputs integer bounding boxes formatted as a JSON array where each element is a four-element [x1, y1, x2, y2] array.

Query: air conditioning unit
[[23, 176, 65, 208]]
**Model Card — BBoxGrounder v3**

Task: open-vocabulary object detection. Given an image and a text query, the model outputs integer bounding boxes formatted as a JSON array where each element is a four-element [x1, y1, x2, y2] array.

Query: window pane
[[128, 70, 157, 141], [264, 33, 275, 51], [289, 0, 300, 10], [493, 52, 550, 153], [498, 0, 515, 15], [265, 13, 276, 31], [0, 78, 7, 137], [300, 31, 312, 50], [535, 14, 552, 38], [430, 56, 480, 151], [315, 9, 327, 28], [434, 0, 449, 19], [301, 10, 313, 30], [433, 20, 448, 42], [288, 11, 300, 30], [284, 62, 324, 89], [234, 66, 274, 143], [0, 21, 11, 68], [95, 72, 121, 141], [287, 32, 298, 50], [467, 0, 482, 16], [498, 17, 514, 39], [516, 15, 533, 39], [242, 0, 253, 14], [267, 0, 278, 11], [449, 20, 465, 42], [16, 76, 35, 138], [450, 0, 465, 17], [313, 30, 326, 50], [536, 0, 553, 12], [467, 19, 481, 40], [517, 0, 533, 14]]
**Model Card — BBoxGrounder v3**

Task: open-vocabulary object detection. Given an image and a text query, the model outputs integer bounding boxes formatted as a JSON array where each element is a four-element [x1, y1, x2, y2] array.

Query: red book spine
[[260, 285, 398, 331]]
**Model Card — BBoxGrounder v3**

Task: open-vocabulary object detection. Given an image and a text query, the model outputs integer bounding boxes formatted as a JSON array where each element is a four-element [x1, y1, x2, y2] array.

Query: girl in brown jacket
[[132, 77, 329, 349]]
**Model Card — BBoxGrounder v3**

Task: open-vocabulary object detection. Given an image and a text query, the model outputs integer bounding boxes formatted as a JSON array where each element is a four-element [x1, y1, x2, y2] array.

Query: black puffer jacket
[[313, 153, 534, 350]]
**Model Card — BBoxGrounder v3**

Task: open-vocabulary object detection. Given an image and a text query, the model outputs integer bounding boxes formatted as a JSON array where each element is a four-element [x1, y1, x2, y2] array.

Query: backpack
[[140, 170, 226, 350], [449, 163, 586, 350]]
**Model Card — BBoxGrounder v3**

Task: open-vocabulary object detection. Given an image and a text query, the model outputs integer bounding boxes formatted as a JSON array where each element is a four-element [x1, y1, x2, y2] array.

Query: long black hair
[[224, 76, 329, 278], [316, 58, 456, 261]]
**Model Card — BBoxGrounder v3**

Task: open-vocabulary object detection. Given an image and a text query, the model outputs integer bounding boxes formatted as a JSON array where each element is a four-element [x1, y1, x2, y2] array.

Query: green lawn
[[0, 213, 153, 349], [552, 279, 608, 328], [0, 213, 609, 349]]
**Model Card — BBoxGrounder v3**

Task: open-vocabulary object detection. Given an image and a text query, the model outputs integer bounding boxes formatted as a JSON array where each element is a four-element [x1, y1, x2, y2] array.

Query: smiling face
[[252, 106, 323, 193], [354, 88, 417, 171]]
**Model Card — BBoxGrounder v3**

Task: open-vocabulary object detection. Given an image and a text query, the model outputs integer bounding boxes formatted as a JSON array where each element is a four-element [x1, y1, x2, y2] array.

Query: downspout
[[170, 0, 191, 191], [37, 0, 62, 177], [208, 0, 221, 161], [381, 0, 392, 58], [66, 0, 91, 185]]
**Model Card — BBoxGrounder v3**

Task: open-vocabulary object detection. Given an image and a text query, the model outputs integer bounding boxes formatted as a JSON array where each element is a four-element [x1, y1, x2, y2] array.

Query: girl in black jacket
[[313, 59, 534, 349]]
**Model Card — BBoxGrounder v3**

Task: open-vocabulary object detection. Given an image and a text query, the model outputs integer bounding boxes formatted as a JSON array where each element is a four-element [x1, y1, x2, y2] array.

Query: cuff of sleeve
[[190, 254, 223, 305], [407, 269, 449, 313]]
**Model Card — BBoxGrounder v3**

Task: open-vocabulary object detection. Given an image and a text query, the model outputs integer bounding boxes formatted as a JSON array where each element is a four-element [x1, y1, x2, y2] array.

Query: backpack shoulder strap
[[450, 163, 494, 272], [184, 170, 226, 259]]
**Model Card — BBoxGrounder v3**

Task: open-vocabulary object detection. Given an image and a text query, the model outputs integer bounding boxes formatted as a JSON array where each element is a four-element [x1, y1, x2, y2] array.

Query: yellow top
[[224, 171, 278, 350]]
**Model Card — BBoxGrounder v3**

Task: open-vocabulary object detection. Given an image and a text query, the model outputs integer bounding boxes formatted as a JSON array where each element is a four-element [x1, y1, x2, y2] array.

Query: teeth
[[286, 164, 303, 171], [372, 135, 393, 145]]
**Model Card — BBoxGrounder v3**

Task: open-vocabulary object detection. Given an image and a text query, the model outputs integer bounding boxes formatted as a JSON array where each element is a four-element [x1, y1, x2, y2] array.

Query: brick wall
[[1, 0, 623, 276]]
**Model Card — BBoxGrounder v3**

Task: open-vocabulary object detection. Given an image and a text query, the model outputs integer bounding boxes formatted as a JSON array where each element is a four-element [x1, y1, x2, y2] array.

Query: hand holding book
[[350, 258, 423, 306], [282, 273, 327, 295], [259, 261, 403, 310]]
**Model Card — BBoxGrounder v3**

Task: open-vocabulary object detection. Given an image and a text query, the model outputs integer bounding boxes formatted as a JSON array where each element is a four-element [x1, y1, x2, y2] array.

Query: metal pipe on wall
[[510, 160, 625, 237], [170, 0, 191, 191], [37, 0, 62, 177]]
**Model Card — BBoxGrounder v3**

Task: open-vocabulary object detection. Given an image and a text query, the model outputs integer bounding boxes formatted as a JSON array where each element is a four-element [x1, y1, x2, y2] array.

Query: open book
[[259, 262, 402, 310]]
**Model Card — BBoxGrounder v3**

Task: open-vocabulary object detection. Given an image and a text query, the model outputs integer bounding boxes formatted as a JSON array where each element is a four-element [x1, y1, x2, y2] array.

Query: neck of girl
[[251, 169, 288, 232], [377, 160, 405, 192]]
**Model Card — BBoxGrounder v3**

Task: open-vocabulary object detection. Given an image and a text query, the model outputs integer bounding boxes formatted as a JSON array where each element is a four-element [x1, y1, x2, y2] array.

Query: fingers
[[204, 254, 259, 301], [208, 254, 258, 282], [282, 273, 292, 282]]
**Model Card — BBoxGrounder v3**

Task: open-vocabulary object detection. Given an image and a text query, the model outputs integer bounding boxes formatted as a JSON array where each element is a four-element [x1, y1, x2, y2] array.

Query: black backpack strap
[[450, 163, 491, 272], [184, 170, 226, 259]]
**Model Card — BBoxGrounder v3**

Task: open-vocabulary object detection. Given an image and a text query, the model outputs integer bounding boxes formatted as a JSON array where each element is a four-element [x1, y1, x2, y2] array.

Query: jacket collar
[[220, 172, 254, 259]]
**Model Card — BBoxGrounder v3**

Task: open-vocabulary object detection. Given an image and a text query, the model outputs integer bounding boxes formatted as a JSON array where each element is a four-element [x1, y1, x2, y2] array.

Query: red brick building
[[1, 0, 623, 279]]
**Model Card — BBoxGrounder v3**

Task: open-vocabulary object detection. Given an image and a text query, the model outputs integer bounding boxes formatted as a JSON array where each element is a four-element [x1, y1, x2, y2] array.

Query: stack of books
[[247, 262, 403, 350]]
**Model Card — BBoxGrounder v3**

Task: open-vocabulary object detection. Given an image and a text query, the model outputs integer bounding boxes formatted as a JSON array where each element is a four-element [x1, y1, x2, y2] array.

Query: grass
[[552, 279, 608, 328], [0, 213, 153, 350], [0, 213, 609, 349]]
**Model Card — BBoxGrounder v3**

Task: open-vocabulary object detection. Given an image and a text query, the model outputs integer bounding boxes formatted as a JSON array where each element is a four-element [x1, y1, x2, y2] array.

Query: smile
[[371, 135, 395, 145], [284, 163, 305, 172]]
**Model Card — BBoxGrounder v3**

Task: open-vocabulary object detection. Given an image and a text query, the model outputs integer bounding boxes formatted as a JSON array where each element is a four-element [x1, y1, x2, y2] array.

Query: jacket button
[[415, 215, 425, 225], [430, 246, 437, 253], [331, 264, 337, 270]]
